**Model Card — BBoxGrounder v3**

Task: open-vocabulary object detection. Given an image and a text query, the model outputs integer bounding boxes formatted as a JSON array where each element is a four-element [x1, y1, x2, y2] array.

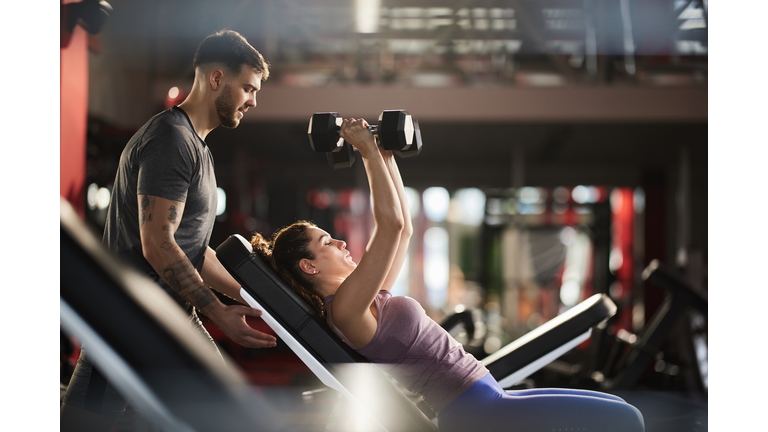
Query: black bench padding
[[215, 234, 369, 367], [216, 234, 439, 432], [60, 200, 286, 432], [482, 293, 617, 382]]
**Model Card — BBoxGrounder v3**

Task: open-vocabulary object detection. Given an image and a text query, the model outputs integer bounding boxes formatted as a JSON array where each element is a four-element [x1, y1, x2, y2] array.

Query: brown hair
[[251, 221, 325, 316], [193, 29, 270, 79]]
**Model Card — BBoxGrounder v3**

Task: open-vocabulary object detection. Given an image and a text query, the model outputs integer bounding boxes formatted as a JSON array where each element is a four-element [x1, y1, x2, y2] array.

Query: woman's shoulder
[[385, 294, 425, 314]]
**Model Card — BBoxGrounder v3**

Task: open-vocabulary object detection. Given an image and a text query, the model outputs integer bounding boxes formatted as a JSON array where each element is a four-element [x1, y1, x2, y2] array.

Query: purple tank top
[[324, 290, 489, 414]]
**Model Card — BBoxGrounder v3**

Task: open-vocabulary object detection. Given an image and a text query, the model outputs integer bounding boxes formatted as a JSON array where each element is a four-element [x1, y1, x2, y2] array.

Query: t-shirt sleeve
[[136, 125, 197, 203]]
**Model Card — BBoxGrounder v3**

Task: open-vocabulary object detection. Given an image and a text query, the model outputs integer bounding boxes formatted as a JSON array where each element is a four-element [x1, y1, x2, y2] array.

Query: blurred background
[[60, 0, 708, 430]]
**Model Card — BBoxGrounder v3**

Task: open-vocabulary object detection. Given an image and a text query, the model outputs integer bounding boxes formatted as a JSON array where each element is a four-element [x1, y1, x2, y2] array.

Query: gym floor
[[95, 386, 707, 432], [59, 308, 708, 431], [616, 391, 707, 432]]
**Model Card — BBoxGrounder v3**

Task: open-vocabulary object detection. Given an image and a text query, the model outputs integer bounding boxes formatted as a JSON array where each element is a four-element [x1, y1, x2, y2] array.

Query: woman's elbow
[[385, 213, 406, 233], [402, 224, 413, 240], [400, 218, 413, 238], [395, 213, 406, 231]]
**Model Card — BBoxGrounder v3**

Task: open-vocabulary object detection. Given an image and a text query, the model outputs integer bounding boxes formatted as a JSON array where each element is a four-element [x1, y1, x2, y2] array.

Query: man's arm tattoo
[[139, 196, 156, 228], [163, 260, 218, 312], [140, 196, 149, 227], [168, 205, 179, 223]]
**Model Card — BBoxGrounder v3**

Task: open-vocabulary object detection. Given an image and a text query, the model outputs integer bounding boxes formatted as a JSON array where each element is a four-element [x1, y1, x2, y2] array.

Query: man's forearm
[[143, 236, 223, 315], [161, 253, 222, 313], [139, 194, 224, 315]]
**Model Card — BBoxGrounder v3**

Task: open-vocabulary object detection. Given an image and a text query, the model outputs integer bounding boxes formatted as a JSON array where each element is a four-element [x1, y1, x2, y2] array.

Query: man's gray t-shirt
[[103, 106, 217, 310]]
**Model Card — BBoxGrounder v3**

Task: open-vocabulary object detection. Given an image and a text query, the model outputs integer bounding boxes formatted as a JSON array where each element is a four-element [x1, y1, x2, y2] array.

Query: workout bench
[[215, 234, 617, 432], [60, 199, 288, 432]]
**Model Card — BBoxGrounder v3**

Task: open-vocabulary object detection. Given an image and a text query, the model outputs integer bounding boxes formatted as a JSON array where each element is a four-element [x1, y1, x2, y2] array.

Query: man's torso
[[102, 106, 217, 308]]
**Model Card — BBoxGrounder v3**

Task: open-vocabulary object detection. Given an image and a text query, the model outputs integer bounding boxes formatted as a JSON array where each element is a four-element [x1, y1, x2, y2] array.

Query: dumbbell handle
[[340, 120, 420, 155], [341, 123, 378, 138], [325, 120, 378, 137], [309, 111, 421, 169], [341, 125, 380, 149]]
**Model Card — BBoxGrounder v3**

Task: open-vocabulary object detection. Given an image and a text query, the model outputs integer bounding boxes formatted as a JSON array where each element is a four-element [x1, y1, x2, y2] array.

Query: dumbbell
[[308, 110, 422, 169]]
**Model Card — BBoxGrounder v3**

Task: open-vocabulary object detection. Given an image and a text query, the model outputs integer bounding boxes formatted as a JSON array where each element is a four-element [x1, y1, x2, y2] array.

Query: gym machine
[[598, 260, 708, 391]]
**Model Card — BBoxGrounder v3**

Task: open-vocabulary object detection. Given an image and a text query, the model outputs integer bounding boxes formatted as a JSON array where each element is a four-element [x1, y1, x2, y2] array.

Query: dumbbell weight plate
[[327, 142, 356, 170], [395, 118, 422, 159], [378, 110, 414, 151], [308, 112, 344, 152]]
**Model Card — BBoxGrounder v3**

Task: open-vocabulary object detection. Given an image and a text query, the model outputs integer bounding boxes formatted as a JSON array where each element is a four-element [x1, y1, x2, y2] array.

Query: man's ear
[[299, 258, 317, 275], [208, 69, 225, 91]]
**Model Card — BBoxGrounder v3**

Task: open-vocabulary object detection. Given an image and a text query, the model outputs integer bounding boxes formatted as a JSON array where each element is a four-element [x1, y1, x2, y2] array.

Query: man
[[61, 30, 277, 432]]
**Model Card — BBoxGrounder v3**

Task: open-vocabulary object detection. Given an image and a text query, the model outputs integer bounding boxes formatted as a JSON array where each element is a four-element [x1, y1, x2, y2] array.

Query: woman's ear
[[299, 258, 317, 275]]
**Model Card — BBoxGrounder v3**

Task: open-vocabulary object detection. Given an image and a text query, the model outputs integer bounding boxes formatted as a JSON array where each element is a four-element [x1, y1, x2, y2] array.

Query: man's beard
[[214, 84, 240, 129]]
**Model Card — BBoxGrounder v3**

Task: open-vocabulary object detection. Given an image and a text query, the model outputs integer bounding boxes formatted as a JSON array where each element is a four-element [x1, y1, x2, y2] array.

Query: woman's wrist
[[358, 142, 380, 159]]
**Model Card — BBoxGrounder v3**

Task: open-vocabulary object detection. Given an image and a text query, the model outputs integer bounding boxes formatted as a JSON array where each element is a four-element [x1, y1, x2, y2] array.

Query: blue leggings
[[437, 374, 644, 432]]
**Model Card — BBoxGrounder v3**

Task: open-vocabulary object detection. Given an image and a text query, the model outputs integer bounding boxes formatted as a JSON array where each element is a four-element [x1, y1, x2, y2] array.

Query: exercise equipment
[[544, 259, 708, 393], [601, 260, 708, 391], [440, 310, 475, 342], [308, 110, 422, 169], [215, 233, 617, 431], [60, 198, 288, 432], [481, 294, 616, 389], [401, 118, 423, 158], [62, 0, 113, 35]]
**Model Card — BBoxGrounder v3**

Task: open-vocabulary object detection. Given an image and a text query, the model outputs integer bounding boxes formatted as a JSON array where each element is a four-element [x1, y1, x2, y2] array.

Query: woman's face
[[304, 227, 357, 279]]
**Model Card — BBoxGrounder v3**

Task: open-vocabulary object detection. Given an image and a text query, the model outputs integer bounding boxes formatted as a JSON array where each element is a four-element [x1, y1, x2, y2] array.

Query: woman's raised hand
[[340, 118, 377, 158]]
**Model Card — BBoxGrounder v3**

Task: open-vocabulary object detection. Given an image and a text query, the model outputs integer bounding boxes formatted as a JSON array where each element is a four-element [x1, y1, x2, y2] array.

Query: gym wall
[[60, 0, 90, 219]]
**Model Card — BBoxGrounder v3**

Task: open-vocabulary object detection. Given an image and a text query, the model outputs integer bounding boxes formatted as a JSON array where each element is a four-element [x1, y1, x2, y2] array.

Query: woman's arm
[[330, 119, 404, 339], [375, 148, 413, 293]]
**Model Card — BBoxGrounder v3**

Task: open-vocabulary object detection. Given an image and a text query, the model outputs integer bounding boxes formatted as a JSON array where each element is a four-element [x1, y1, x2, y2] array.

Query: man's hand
[[138, 194, 277, 349], [206, 303, 277, 348]]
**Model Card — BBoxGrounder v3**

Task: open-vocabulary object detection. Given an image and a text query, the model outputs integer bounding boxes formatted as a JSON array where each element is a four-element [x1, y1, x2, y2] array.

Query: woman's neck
[[315, 278, 343, 299]]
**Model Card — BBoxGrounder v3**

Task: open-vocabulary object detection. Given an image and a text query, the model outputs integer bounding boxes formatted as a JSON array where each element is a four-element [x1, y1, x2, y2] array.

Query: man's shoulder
[[145, 108, 194, 136], [138, 108, 201, 151]]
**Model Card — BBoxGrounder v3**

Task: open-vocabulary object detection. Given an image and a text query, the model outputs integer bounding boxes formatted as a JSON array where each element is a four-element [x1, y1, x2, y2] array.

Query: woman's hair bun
[[250, 232, 273, 258], [248, 222, 325, 317]]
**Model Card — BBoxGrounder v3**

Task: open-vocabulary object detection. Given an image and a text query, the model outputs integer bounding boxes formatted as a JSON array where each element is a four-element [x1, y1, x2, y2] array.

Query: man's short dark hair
[[193, 30, 270, 79]]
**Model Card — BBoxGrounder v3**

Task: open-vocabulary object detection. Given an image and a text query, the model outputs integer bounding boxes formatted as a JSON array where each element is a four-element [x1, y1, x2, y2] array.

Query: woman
[[251, 118, 644, 432]]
